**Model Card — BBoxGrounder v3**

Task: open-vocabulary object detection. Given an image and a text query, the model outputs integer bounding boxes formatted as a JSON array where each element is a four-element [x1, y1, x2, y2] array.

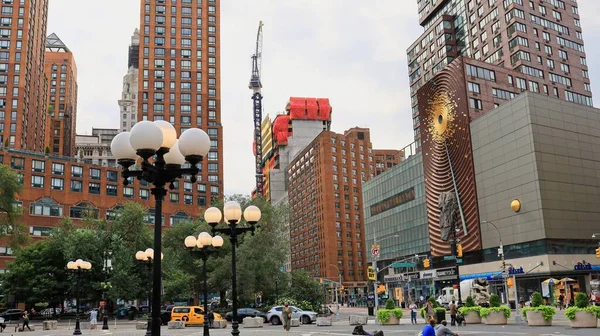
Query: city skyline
[[47, 0, 600, 195]]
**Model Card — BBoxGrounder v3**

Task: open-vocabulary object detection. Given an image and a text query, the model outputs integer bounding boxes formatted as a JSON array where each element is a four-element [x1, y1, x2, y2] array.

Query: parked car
[[266, 306, 317, 325], [224, 308, 267, 323], [170, 306, 223, 326], [0, 309, 24, 321]]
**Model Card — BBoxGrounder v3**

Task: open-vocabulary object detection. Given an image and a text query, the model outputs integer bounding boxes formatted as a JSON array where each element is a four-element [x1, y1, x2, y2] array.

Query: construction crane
[[249, 21, 264, 196]]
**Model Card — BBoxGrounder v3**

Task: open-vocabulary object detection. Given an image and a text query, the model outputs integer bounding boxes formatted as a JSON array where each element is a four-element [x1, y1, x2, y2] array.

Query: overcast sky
[[47, 0, 600, 195]]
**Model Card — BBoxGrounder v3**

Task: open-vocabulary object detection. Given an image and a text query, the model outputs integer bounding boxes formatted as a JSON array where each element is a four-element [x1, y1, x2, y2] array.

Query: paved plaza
[[14, 308, 600, 336]]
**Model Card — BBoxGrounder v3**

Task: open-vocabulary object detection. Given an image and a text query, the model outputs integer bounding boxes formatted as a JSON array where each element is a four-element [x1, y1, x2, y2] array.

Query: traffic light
[[423, 258, 430, 268], [367, 266, 376, 280], [457, 244, 463, 258], [501, 261, 506, 272], [596, 247, 600, 258]]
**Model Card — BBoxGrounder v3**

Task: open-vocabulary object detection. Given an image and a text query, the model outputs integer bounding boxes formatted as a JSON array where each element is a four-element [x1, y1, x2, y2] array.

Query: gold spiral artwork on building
[[424, 91, 457, 143]]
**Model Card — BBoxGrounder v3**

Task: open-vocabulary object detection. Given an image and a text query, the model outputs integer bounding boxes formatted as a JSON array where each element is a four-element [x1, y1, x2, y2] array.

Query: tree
[[2, 238, 70, 309], [0, 164, 27, 245]]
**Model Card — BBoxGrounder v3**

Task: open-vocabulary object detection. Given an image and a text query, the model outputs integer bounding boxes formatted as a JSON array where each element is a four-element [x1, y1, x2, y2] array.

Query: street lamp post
[[101, 254, 112, 330], [112, 121, 210, 336], [329, 264, 342, 319], [483, 221, 510, 306], [67, 259, 92, 336], [136, 248, 163, 336], [184, 232, 224, 336], [204, 202, 261, 336]]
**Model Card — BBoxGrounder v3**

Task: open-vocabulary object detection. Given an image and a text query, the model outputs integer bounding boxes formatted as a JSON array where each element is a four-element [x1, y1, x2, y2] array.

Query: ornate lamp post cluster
[[136, 248, 163, 336], [184, 232, 224, 336], [66, 259, 92, 336], [204, 202, 262, 336], [111, 120, 210, 336]]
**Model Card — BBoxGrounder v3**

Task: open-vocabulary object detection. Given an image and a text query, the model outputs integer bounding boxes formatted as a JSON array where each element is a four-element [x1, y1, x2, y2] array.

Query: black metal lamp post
[[67, 259, 92, 336], [136, 249, 162, 336], [204, 202, 262, 336], [111, 121, 210, 336], [184, 232, 224, 336], [101, 254, 112, 330]]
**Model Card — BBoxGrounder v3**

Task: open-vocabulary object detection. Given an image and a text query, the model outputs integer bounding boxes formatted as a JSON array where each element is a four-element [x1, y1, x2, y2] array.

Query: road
[[16, 307, 599, 336]]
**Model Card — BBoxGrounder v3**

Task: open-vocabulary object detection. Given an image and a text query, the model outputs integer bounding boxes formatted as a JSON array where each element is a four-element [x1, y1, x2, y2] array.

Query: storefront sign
[[369, 187, 415, 216], [436, 268, 457, 278], [384, 274, 404, 283], [574, 262, 592, 271], [420, 270, 435, 279], [508, 266, 524, 275]]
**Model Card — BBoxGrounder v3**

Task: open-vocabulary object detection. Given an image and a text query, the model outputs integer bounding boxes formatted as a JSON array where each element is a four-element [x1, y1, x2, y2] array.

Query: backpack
[[352, 325, 367, 335]]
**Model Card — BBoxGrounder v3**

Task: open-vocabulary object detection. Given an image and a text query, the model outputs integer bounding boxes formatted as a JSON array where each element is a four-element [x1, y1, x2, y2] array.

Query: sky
[[47, 0, 600, 195]]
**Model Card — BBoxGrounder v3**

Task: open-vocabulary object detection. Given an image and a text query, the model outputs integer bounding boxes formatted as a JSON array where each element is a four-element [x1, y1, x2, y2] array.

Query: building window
[[72, 166, 83, 177], [467, 82, 480, 93], [169, 192, 179, 203], [71, 180, 82, 192], [51, 178, 64, 190], [52, 163, 64, 175], [170, 211, 191, 226], [106, 185, 118, 196], [31, 175, 44, 188], [140, 189, 150, 200], [469, 98, 483, 110], [70, 202, 99, 219], [107, 170, 118, 182], [30, 226, 53, 237], [29, 197, 63, 217], [124, 187, 134, 198], [184, 194, 193, 204], [10, 157, 24, 170], [144, 209, 164, 226], [89, 182, 101, 194], [106, 205, 124, 220], [32, 160, 45, 172]]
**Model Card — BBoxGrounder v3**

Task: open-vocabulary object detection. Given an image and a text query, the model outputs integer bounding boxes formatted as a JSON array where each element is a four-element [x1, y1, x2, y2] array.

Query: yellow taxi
[[170, 306, 223, 325]]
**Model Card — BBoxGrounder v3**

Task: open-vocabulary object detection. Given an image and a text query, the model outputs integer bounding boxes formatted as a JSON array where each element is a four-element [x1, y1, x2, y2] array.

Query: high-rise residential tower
[[408, 0, 592, 143], [288, 128, 374, 294], [0, 0, 49, 151], [44, 33, 77, 156], [138, 0, 222, 199]]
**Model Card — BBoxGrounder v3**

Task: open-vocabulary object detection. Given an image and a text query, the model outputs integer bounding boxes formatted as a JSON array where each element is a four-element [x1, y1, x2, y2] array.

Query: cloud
[[47, 0, 600, 195]]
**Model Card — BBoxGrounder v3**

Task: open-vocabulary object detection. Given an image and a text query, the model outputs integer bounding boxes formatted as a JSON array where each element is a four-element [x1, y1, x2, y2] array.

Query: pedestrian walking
[[207, 310, 214, 328], [409, 301, 418, 324], [558, 294, 564, 310], [22, 311, 32, 331], [420, 295, 425, 308], [90, 309, 98, 329], [282, 303, 292, 331], [449, 301, 457, 326], [426, 300, 435, 321]]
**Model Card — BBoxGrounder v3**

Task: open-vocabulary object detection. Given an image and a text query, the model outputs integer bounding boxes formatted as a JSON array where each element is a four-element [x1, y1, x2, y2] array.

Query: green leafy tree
[[2, 239, 69, 308], [489, 294, 501, 307], [0, 164, 27, 245]]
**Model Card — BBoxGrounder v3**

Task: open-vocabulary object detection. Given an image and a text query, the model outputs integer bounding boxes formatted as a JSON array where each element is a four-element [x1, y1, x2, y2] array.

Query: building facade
[[0, 0, 49, 151], [118, 29, 140, 133], [288, 128, 374, 293], [0, 148, 203, 271], [373, 149, 403, 176], [409, 0, 592, 143], [75, 128, 119, 167], [137, 0, 223, 199], [44, 33, 77, 156]]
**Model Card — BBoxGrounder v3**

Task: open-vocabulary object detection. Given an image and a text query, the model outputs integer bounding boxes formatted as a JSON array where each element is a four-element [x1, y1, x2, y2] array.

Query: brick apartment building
[[0, 148, 207, 271], [0, 0, 49, 152], [409, 0, 592, 143], [288, 128, 379, 294], [137, 0, 223, 199], [44, 33, 77, 156]]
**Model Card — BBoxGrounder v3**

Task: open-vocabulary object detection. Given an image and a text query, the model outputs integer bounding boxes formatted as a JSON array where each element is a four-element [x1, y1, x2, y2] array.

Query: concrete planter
[[525, 311, 552, 326], [464, 311, 481, 324], [349, 315, 368, 325], [379, 315, 400, 325], [167, 321, 185, 329], [483, 311, 507, 325], [569, 311, 598, 328]]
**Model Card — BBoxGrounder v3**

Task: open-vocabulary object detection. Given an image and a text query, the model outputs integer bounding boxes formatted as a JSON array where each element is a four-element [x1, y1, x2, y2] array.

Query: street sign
[[371, 247, 380, 257], [391, 262, 415, 268], [456, 258, 463, 264], [443, 256, 456, 261]]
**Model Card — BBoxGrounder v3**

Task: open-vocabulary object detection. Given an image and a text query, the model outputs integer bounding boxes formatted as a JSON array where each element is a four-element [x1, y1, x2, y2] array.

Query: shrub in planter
[[464, 296, 475, 308], [480, 295, 510, 325], [459, 305, 482, 324], [480, 306, 511, 319], [565, 293, 600, 328], [385, 299, 396, 310], [376, 308, 403, 324], [521, 292, 556, 325]]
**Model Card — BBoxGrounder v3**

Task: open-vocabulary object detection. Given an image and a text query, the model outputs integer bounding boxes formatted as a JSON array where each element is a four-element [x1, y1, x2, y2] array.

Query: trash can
[[367, 306, 374, 316], [435, 309, 445, 324]]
